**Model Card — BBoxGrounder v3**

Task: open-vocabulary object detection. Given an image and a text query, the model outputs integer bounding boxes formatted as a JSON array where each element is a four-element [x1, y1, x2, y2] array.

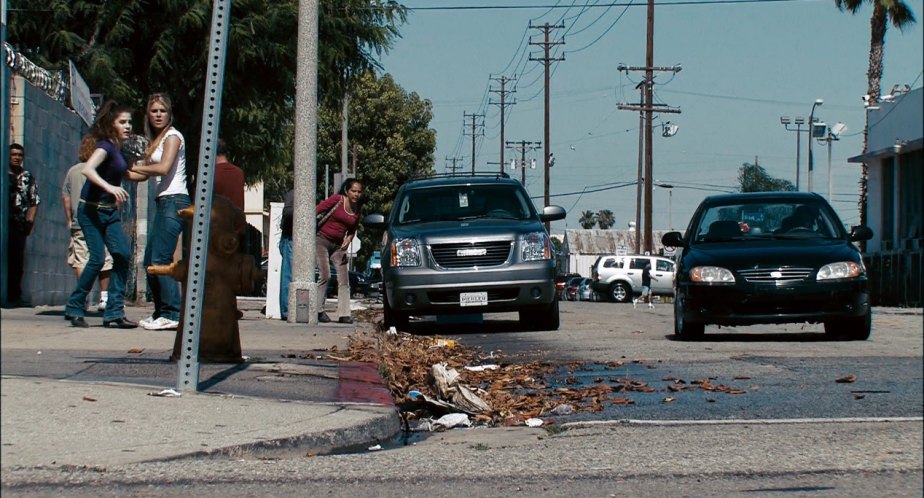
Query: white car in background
[[591, 254, 675, 303]]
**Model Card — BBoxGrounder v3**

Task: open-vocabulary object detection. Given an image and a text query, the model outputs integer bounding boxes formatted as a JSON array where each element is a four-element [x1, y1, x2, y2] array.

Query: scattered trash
[[464, 364, 499, 372], [414, 413, 473, 431], [430, 338, 456, 348], [525, 418, 543, 427], [82, 396, 97, 402], [430, 363, 491, 414], [836, 374, 857, 383], [386, 326, 397, 335], [407, 390, 423, 400], [662, 397, 675, 403], [367, 444, 383, 451], [36, 351, 41, 355], [127, 348, 144, 354], [547, 404, 574, 416], [147, 388, 182, 397]]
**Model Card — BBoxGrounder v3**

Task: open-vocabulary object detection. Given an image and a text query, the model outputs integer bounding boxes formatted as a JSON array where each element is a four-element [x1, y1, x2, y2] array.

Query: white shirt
[[151, 128, 188, 197]]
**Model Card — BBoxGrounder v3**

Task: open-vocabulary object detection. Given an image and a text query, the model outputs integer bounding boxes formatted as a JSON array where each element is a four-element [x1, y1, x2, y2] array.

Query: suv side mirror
[[849, 225, 873, 242], [661, 231, 685, 248], [363, 213, 386, 229], [540, 205, 567, 222]]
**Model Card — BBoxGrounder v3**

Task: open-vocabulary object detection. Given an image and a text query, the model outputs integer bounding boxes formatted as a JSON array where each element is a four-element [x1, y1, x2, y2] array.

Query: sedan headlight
[[521, 231, 552, 261], [391, 238, 421, 267], [690, 266, 735, 283], [816, 261, 864, 281]]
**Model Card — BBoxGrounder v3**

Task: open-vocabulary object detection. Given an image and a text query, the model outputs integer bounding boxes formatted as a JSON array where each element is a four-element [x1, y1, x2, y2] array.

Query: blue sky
[[378, 0, 923, 235]]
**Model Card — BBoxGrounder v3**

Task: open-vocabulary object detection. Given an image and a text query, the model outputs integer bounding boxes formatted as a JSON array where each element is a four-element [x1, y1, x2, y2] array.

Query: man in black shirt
[[634, 263, 656, 309]]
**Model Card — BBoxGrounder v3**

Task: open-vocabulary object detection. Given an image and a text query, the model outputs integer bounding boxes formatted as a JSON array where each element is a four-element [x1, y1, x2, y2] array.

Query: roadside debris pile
[[346, 329, 745, 429]]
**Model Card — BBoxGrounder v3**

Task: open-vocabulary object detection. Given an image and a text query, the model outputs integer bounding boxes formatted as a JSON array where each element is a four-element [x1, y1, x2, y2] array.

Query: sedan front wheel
[[674, 293, 704, 340]]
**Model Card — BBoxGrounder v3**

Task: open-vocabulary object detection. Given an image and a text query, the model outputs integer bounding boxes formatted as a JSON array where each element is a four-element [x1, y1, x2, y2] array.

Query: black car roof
[[699, 191, 827, 206]]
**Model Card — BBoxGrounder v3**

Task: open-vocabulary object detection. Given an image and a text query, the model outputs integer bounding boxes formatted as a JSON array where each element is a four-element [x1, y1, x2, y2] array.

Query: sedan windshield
[[692, 201, 843, 243]]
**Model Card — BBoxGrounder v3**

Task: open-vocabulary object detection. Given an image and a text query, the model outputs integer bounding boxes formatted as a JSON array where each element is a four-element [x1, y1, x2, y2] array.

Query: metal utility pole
[[341, 94, 349, 180], [529, 22, 564, 231], [616, 6, 682, 254], [291, 0, 319, 324], [505, 140, 541, 184], [463, 112, 484, 174], [445, 156, 462, 176], [490, 75, 516, 174]]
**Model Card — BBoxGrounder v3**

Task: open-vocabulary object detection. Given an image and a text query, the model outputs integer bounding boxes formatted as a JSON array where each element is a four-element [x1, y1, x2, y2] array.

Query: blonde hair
[[144, 93, 175, 158]]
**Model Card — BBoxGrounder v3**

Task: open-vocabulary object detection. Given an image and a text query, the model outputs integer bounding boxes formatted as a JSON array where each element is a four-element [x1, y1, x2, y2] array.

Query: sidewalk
[[0, 300, 400, 469]]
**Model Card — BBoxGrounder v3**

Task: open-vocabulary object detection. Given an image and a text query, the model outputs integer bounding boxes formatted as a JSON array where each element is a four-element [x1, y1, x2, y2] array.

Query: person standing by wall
[[64, 100, 149, 328], [278, 189, 294, 320], [131, 94, 191, 331], [62, 137, 113, 312], [316, 178, 363, 324], [5, 143, 41, 308]]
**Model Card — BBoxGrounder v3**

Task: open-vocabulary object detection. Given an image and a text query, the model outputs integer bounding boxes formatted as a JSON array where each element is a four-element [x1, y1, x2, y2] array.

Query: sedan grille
[[738, 267, 813, 284], [429, 241, 513, 268]]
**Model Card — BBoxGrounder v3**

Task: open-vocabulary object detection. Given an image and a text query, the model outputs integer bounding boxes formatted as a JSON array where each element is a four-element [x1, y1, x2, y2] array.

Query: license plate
[[460, 291, 488, 307]]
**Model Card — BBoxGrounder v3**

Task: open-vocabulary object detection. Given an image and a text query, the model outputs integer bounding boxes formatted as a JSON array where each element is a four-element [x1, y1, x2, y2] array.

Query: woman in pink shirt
[[316, 178, 363, 323]]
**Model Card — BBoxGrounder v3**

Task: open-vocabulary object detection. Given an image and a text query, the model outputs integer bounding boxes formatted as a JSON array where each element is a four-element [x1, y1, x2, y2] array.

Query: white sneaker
[[97, 300, 108, 313], [632, 298, 638, 309], [139, 316, 156, 328], [141, 317, 179, 330], [648, 302, 654, 309]]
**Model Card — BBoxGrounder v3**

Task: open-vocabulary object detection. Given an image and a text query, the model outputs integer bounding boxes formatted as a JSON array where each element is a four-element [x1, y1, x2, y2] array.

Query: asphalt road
[[2, 303, 921, 497]]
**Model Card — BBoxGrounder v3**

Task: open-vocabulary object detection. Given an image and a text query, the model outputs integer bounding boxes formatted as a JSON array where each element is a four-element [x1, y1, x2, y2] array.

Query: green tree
[[737, 162, 796, 192], [596, 209, 615, 229], [579, 210, 597, 229], [833, 0, 916, 232], [6, 0, 408, 186]]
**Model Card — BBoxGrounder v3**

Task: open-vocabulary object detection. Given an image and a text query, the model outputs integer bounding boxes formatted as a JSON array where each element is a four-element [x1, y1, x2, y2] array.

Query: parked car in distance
[[662, 191, 873, 341], [591, 254, 675, 303], [363, 173, 567, 331], [563, 276, 584, 301], [556, 272, 582, 300]]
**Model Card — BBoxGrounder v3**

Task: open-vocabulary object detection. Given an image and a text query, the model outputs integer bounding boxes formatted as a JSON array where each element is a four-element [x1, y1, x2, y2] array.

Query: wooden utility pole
[[616, 0, 681, 253], [445, 156, 462, 176], [529, 22, 564, 231], [490, 75, 516, 174], [505, 140, 541, 184], [463, 112, 484, 174]]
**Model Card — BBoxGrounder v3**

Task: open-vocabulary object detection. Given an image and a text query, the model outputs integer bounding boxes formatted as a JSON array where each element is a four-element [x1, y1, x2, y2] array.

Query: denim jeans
[[278, 236, 293, 319], [143, 194, 191, 321], [66, 204, 130, 320]]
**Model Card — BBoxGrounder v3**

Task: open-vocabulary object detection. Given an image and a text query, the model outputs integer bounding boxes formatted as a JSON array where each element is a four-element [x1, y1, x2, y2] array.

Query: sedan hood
[[684, 239, 862, 270]]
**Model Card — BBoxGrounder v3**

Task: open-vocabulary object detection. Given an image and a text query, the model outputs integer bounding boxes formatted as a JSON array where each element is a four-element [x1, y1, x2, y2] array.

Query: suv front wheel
[[608, 282, 631, 303]]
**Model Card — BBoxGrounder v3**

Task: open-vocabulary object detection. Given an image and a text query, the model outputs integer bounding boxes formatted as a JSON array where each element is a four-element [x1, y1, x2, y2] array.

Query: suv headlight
[[392, 238, 421, 267], [817, 261, 863, 280], [690, 266, 735, 283], [521, 231, 552, 261]]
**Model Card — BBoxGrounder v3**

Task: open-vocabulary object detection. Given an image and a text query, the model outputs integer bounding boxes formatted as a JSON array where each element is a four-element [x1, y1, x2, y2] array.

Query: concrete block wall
[[17, 81, 85, 306]]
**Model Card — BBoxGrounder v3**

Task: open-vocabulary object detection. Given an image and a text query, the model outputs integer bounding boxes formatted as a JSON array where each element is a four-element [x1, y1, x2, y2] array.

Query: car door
[[652, 258, 675, 294], [626, 257, 649, 289]]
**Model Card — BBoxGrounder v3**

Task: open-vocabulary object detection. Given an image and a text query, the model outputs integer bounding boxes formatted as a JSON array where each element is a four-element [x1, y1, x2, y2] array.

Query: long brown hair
[[87, 100, 133, 149], [143, 93, 175, 158]]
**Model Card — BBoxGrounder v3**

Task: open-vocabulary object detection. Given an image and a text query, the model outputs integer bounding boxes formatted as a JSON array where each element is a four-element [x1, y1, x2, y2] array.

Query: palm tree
[[596, 209, 616, 229], [579, 210, 597, 229], [834, 0, 916, 235]]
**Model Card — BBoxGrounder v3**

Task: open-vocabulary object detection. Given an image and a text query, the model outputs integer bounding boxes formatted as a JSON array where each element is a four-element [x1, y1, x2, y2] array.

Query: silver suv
[[591, 254, 676, 302], [363, 174, 566, 331]]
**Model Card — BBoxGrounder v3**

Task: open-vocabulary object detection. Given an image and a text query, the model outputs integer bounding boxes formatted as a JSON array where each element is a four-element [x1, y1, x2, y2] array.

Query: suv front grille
[[429, 241, 513, 268], [738, 267, 813, 284]]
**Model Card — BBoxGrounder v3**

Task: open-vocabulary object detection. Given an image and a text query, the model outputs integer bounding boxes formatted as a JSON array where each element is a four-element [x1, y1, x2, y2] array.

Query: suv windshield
[[693, 200, 844, 243], [396, 184, 533, 224]]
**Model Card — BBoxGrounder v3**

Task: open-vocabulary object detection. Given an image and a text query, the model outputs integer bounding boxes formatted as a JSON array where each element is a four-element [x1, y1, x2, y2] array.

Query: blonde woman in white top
[[132, 93, 190, 331]]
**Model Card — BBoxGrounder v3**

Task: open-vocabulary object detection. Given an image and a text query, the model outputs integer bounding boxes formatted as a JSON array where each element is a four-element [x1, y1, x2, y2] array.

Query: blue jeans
[[278, 236, 293, 319], [143, 194, 190, 321], [66, 204, 130, 320]]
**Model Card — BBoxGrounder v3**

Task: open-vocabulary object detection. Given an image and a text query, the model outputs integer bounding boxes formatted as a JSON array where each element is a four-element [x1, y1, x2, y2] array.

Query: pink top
[[316, 194, 361, 243]]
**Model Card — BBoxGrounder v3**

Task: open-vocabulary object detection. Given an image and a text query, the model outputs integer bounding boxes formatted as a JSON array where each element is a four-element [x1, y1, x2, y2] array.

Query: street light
[[655, 183, 674, 230], [780, 115, 806, 190], [821, 122, 847, 201], [807, 98, 823, 192]]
